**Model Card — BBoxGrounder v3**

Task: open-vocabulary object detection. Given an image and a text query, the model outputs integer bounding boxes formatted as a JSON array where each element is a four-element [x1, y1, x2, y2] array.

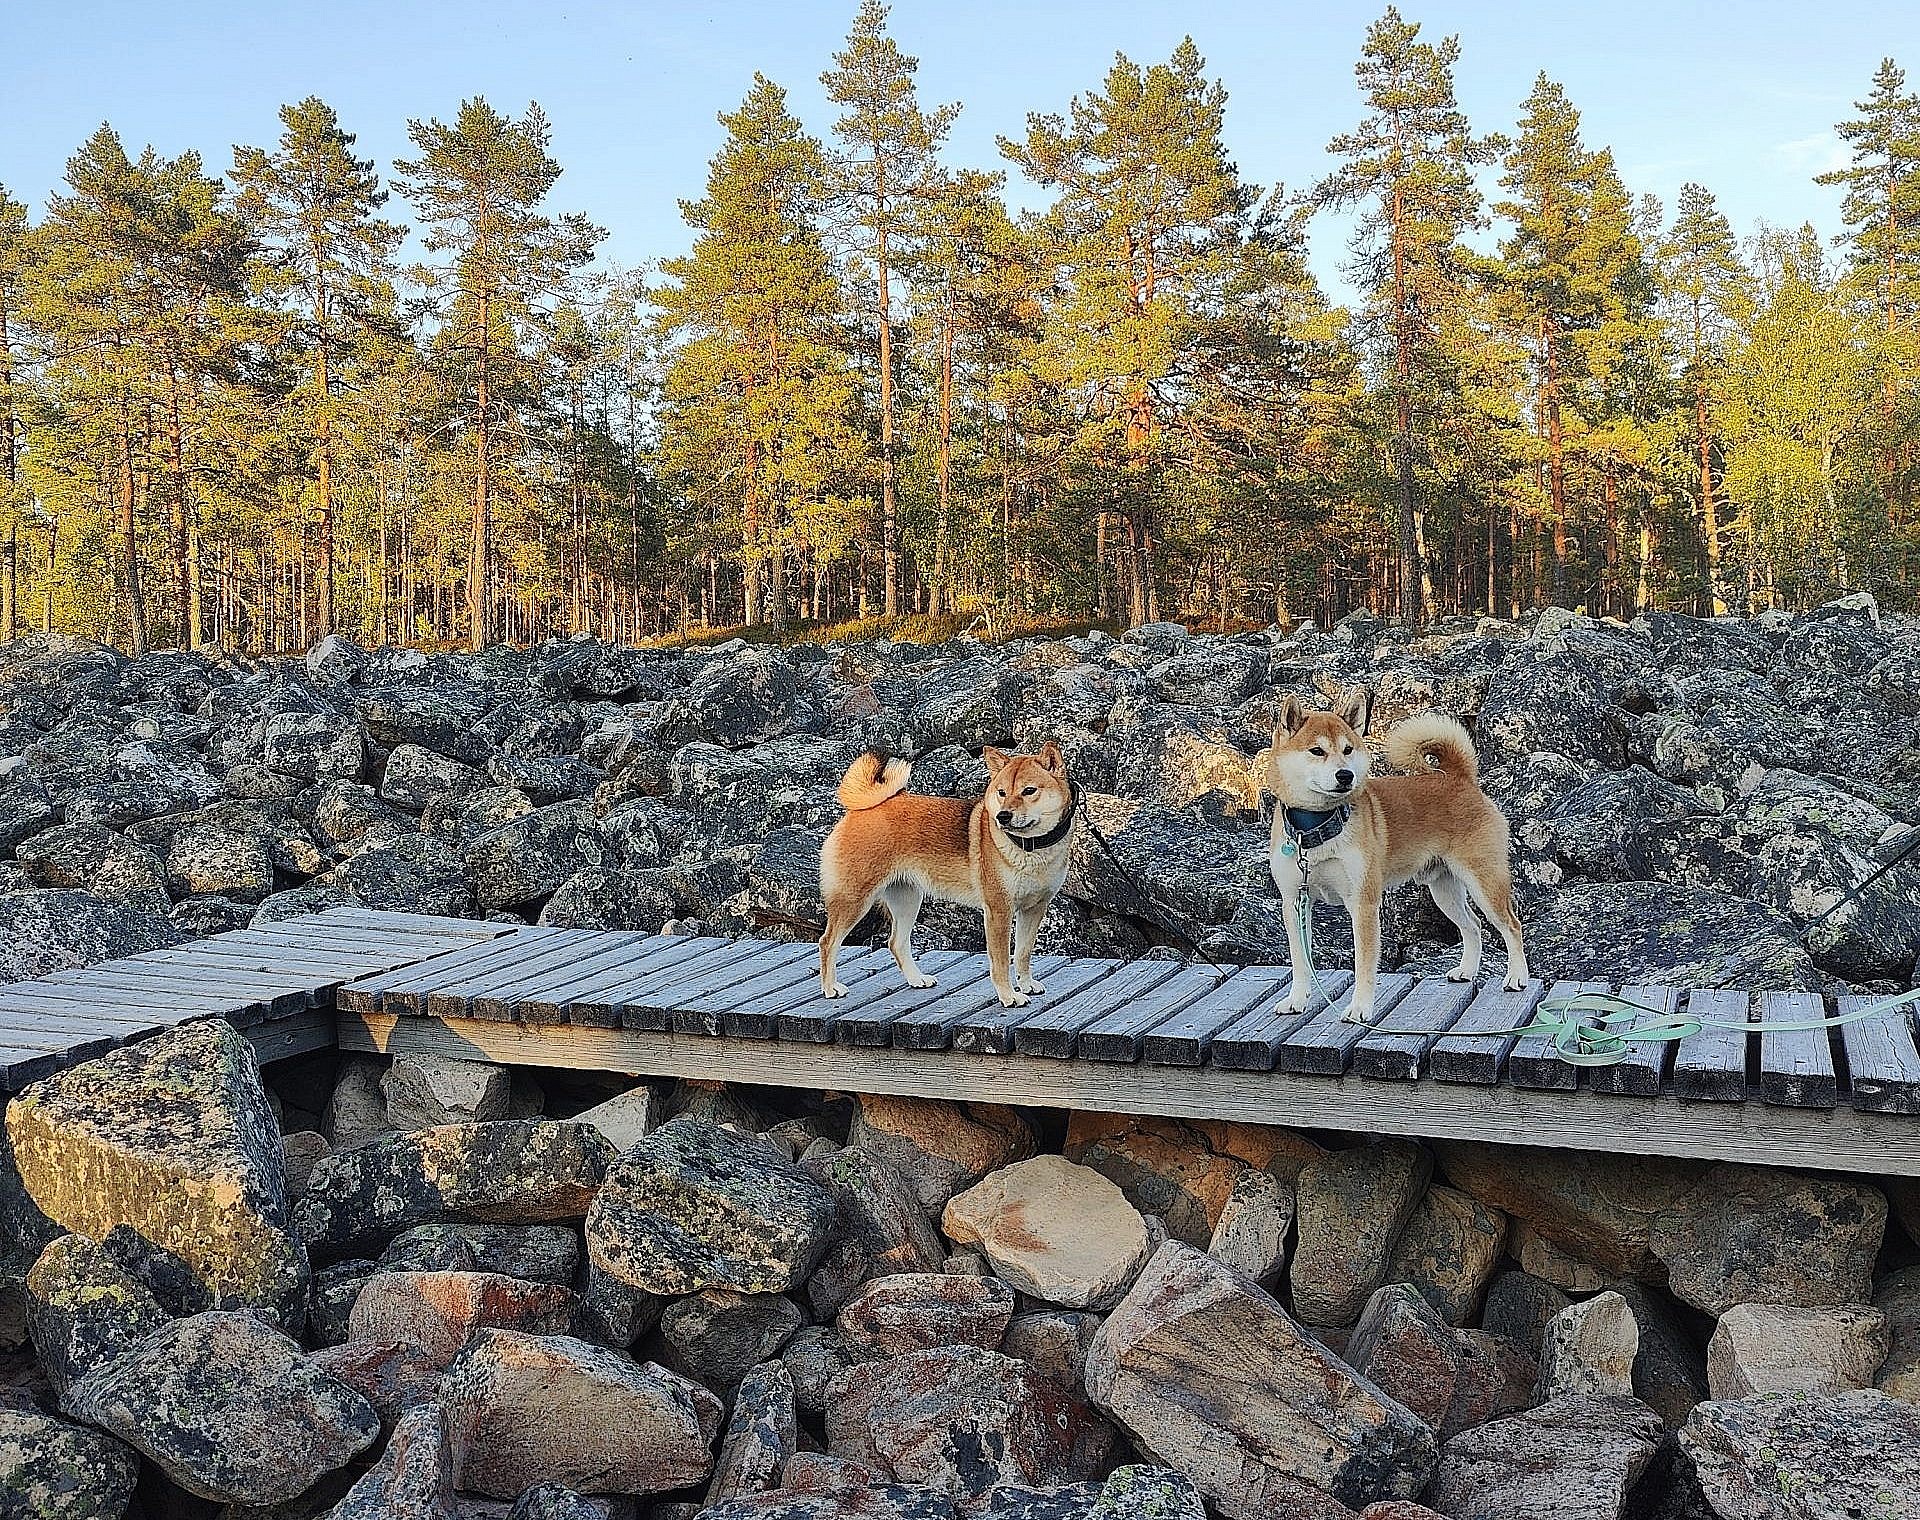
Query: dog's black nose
[[997, 810, 1015, 826], [1334, 769, 1354, 788]]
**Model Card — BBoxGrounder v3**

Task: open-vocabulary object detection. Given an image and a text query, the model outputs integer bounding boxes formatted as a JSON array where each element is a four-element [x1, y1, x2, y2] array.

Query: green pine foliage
[[2, 15, 1918, 650]]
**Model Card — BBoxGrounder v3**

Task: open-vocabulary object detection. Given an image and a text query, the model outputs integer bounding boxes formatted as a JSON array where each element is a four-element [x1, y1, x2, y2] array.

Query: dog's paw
[[997, 989, 1032, 1009], [906, 973, 938, 989], [1447, 965, 1473, 983], [1017, 978, 1046, 995], [1285, 991, 1311, 1014], [1504, 973, 1527, 991], [1342, 1003, 1375, 1026], [823, 981, 850, 999]]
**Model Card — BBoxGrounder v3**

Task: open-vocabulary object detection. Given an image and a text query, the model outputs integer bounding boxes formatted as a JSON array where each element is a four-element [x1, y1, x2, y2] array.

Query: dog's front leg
[[985, 900, 1029, 1008], [1343, 878, 1385, 1025], [1277, 864, 1312, 1013], [1012, 902, 1046, 995]]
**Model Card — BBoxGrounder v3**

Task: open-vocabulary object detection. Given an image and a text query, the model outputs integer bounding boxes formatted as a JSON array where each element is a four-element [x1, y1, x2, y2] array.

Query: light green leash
[[1517, 985, 1920, 1067]]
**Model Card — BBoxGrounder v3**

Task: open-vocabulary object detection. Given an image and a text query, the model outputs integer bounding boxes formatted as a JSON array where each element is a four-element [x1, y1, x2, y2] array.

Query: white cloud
[[1774, 131, 1850, 177]]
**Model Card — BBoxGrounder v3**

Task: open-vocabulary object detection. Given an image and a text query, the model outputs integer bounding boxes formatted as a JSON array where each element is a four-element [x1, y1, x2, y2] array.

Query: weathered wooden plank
[[1274, 975, 1415, 1076], [666, 945, 844, 1037], [476, 933, 696, 1023], [559, 938, 747, 1028], [0, 998, 173, 1040], [0, 1043, 107, 1091], [37, 966, 305, 1018], [1507, 982, 1607, 1092], [1073, 966, 1237, 1064], [1139, 965, 1291, 1067], [1009, 960, 1190, 1059], [1759, 990, 1838, 1109], [820, 951, 975, 1046], [420, 931, 603, 1018], [1838, 993, 1920, 1115], [244, 1008, 337, 1067], [1586, 986, 1681, 1099], [337, 929, 555, 1014], [310, 906, 506, 938], [884, 957, 1096, 1052], [340, 1010, 1920, 1177], [1349, 978, 1479, 1081], [453, 933, 656, 1022], [1208, 971, 1352, 1072], [1671, 988, 1751, 1103], [1427, 979, 1548, 1085], [960, 959, 1147, 1057], [620, 943, 818, 1033], [0, 978, 240, 1021]]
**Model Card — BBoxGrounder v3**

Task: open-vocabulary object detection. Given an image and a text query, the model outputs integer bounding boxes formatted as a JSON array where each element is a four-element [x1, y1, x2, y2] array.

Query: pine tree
[[234, 97, 405, 641], [393, 99, 602, 650], [1316, 7, 1496, 625], [1004, 38, 1258, 625], [655, 75, 861, 628], [0, 186, 26, 640], [1656, 183, 1750, 611], [823, 0, 958, 617]]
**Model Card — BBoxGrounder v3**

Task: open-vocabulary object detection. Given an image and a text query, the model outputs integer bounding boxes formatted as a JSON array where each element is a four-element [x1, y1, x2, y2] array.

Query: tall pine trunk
[[878, 217, 899, 617], [1390, 185, 1423, 627], [118, 387, 149, 657], [0, 290, 14, 643], [316, 327, 336, 641], [470, 291, 491, 652]]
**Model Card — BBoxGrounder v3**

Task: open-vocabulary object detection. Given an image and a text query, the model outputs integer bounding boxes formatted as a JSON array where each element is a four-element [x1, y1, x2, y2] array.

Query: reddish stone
[[349, 1271, 572, 1370]]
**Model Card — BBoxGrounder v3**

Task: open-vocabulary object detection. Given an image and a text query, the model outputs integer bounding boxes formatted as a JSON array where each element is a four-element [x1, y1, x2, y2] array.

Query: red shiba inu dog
[[818, 744, 1076, 1008], [1266, 691, 1528, 1025]]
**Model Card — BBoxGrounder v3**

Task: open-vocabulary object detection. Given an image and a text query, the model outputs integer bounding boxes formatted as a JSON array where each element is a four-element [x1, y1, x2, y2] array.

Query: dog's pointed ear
[[1036, 741, 1064, 774], [1274, 694, 1306, 740], [982, 747, 1008, 776], [1337, 687, 1373, 736]]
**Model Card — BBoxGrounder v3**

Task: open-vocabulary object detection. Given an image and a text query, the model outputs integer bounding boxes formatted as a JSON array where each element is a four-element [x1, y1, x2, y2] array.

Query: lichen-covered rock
[[1344, 1282, 1461, 1430], [1517, 880, 1820, 989], [1088, 1466, 1208, 1520], [0, 887, 181, 985], [706, 1360, 799, 1507], [1534, 1290, 1640, 1402], [1441, 1329, 1537, 1440], [826, 1343, 1114, 1503], [1384, 1185, 1507, 1327], [1614, 1281, 1709, 1429], [331, 1400, 459, 1519], [800, 1146, 947, 1319], [348, 1270, 574, 1370], [1002, 1310, 1102, 1391], [381, 1054, 513, 1130], [309, 1336, 442, 1430], [1706, 1303, 1890, 1398], [658, 1288, 807, 1387], [1433, 1142, 1700, 1282], [379, 743, 486, 810], [1290, 1140, 1432, 1326], [846, 1095, 1036, 1213], [262, 709, 364, 781], [1205, 1167, 1293, 1289], [0, 1405, 140, 1520], [1681, 1389, 1920, 1520], [7, 1019, 308, 1328], [463, 801, 606, 909], [13, 822, 170, 912], [439, 1330, 721, 1499], [1480, 1267, 1573, 1354], [1064, 1112, 1246, 1247], [23, 1232, 169, 1402], [295, 1120, 614, 1256], [1085, 1242, 1435, 1517], [1874, 1265, 1920, 1401], [835, 1272, 1015, 1358], [377, 1221, 580, 1284], [1426, 1395, 1662, 1520], [941, 1155, 1150, 1312], [586, 1119, 835, 1297], [165, 813, 279, 901], [65, 1309, 380, 1504], [1650, 1164, 1886, 1314]]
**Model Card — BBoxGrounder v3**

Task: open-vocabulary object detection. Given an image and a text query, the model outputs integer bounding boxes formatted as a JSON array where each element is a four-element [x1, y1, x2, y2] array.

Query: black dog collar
[[1282, 803, 1351, 851], [1006, 781, 1080, 854]]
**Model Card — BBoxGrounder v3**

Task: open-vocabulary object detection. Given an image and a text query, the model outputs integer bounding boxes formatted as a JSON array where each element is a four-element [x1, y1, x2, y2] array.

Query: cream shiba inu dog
[[819, 744, 1076, 1008], [1266, 691, 1528, 1025]]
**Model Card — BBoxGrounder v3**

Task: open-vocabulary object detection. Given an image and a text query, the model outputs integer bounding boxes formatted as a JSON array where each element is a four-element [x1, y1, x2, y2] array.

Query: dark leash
[[1068, 782, 1235, 982]]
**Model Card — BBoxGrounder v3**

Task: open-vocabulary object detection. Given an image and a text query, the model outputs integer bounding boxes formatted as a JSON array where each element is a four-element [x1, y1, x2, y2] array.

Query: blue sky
[[8, 0, 1916, 300]]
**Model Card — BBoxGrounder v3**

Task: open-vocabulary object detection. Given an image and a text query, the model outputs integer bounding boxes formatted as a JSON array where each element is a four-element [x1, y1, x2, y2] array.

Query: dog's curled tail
[[838, 752, 912, 810], [1384, 713, 1479, 781]]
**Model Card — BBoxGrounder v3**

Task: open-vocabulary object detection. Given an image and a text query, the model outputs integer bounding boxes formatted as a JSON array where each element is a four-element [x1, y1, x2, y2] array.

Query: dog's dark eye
[[1342, 745, 1353, 756], [1021, 786, 1037, 797], [1309, 746, 1327, 757]]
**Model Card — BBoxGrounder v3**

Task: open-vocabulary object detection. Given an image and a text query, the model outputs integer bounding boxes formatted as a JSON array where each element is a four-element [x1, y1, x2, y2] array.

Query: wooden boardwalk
[[5, 910, 1919, 1176]]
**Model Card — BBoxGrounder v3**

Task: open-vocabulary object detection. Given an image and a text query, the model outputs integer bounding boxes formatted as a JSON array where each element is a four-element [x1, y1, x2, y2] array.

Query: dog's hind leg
[[881, 881, 935, 988], [1425, 865, 1484, 983], [1458, 859, 1529, 991]]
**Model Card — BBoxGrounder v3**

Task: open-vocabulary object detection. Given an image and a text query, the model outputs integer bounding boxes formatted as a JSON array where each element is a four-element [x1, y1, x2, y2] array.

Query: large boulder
[[1680, 1389, 1920, 1520], [0, 888, 181, 983], [1705, 1303, 1890, 1398], [1344, 1282, 1462, 1431], [1426, 1395, 1662, 1520], [348, 1269, 574, 1369], [331, 1400, 460, 1519], [835, 1272, 1015, 1358], [826, 1342, 1114, 1504], [463, 801, 607, 909], [800, 1146, 947, 1318], [0, 1406, 141, 1520], [295, 1121, 614, 1257], [439, 1329, 722, 1499], [65, 1309, 381, 1505], [1649, 1165, 1885, 1314], [7, 1019, 307, 1328], [846, 1095, 1036, 1213], [658, 1288, 807, 1387], [1064, 1112, 1247, 1247], [586, 1119, 836, 1296], [1516, 881, 1819, 989], [1290, 1140, 1432, 1326], [23, 1232, 170, 1402], [1385, 1184, 1508, 1326], [941, 1156, 1151, 1312], [706, 1359, 799, 1507], [1534, 1290, 1639, 1401], [1084, 1242, 1435, 1518]]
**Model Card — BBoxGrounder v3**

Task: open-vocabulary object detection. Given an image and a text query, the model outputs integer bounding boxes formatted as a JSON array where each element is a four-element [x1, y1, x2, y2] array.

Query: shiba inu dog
[[819, 744, 1076, 1008], [1266, 691, 1528, 1025]]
